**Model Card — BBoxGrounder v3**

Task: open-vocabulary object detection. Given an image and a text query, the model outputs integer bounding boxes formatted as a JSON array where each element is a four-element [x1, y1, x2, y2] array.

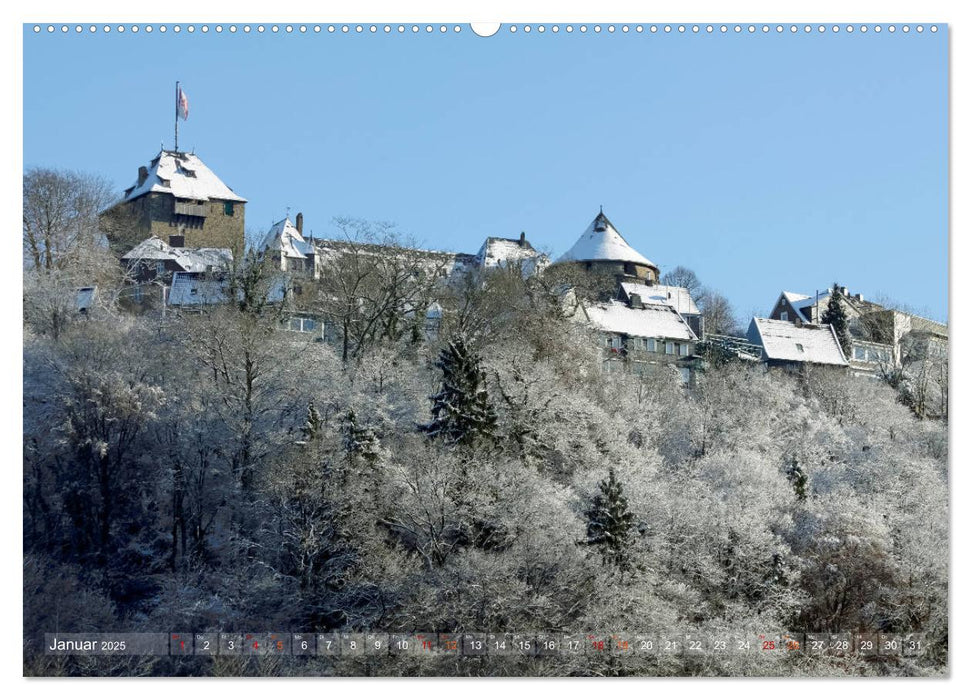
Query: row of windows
[[853, 345, 891, 363], [604, 335, 690, 356]]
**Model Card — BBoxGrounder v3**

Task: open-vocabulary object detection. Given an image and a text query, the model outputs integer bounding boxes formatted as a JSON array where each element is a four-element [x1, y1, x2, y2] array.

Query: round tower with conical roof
[[552, 210, 660, 290]]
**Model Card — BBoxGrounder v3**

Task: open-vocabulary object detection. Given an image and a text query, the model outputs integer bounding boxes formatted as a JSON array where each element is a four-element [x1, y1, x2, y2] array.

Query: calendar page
[[19, 6, 949, 682]]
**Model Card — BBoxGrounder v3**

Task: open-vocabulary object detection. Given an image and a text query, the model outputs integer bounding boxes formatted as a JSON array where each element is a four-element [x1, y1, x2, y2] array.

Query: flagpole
[[174, 81, 179, 153]]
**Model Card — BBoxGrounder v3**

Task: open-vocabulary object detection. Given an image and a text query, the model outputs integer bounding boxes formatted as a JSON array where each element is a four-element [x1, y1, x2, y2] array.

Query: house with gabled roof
[[120, 236, 234, 308], [766, 285, 946, 375], [578, 299, 698, 380], [259, 214, 315, 275], [746, 317, 848, 369], [474, 233, 549, 275]]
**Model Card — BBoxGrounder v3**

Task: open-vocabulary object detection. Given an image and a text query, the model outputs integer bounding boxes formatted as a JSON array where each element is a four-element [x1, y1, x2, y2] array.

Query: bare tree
[[697, 288, 739, 336], [661, 265, 702, 296], [23, 167, 118, 271], [312, 218, 447, 362]]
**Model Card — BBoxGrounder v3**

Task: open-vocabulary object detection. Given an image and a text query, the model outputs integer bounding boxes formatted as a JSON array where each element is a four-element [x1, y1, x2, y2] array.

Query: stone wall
[[106, 192, 245, 256]]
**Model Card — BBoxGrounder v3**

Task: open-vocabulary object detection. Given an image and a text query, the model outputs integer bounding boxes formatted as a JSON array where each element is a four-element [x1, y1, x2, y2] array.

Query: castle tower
[[102, 150, 247, 256], [552, 210, 660, 291]]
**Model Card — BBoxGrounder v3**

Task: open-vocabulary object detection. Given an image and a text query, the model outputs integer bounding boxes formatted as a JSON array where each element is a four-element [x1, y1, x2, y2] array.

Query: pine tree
[[341, 409, 379, 465], [301, 399, 324, 441], [821, 282, 851, 357], [421, 337, 497, 447], [584, 468, 637, 571], [785, 458, 808, 501]]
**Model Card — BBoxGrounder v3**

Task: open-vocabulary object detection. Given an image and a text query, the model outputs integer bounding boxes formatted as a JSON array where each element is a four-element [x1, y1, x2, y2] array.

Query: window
[[679, 367, 691, 385], [647, 339, 657, 352], [665, 341, 675, 355], [605, 336, 613, 348], [169, 234, 185, 248], [780, 311, 789, 321], [132, 286, 143, 303], [224, 201, 235, 216], [156, 261, 165, 277], [854, 346, 867, 360], [288, 317, 318, 333], [795, 343, 805, 353], [678, 343, 690, 356]]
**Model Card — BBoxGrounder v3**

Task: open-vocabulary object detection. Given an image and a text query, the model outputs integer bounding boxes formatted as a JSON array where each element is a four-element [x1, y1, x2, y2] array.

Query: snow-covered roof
[[476, 236, 533, 265], [780, 290, 819, 321], [168, 271, 286, 307], [782, 291, 812, 306], [122, 236, 233, 272], [583, 300, 697, 341], [260, 217, 314, 259], [311, 238, 479, 284], [556, 211, 655, 268], [123, 151, 247, 203], [621, 282, 700, 316], [747, 317, 848, 366]]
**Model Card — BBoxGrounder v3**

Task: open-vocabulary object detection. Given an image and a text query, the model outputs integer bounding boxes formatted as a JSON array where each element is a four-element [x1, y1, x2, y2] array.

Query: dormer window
[[781, 311, 789, 321], [795, 343, 805, 353]]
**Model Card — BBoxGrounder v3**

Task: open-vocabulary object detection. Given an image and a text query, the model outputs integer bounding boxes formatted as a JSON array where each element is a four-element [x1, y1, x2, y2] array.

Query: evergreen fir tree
[[785, 458, 808, 501], [421, 337, 497, 447], [301, 399, 324, 441], [584, 468, 637, 570], [821, 282, 851, 357], [341, 409, 379, 465]]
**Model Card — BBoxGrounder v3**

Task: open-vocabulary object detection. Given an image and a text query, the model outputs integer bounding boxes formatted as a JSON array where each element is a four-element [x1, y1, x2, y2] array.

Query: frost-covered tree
[[422, 337, 497, 447]]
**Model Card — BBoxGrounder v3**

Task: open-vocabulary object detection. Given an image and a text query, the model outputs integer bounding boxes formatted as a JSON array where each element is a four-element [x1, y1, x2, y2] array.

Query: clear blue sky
[[23, 24, 948, 321]]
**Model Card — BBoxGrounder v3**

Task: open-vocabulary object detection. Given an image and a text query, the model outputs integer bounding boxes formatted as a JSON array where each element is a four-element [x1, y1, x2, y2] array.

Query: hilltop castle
[[103, 147, 945, 385]]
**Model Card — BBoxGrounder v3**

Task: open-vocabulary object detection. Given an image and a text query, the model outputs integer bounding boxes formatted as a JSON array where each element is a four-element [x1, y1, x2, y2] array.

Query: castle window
[[224, 201, 235, 216]]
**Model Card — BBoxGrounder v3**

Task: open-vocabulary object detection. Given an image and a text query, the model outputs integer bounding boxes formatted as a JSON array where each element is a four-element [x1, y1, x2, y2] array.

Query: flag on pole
[[177, 86, 189, 121]]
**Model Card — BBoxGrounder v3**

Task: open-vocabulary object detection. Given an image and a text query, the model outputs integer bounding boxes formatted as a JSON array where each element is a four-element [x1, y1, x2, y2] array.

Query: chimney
[[296, 212, 304, 235], [629, 293, 642, 309], [519, 231, 526, 246], [137, 166, 148, 186]]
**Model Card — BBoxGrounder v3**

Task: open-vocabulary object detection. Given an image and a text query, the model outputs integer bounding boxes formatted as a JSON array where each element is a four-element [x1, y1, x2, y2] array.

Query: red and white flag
[[177, 86, 189, 121]]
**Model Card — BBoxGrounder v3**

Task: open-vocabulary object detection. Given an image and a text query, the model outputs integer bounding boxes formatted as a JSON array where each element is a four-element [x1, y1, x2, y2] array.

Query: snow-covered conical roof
[[555, 211, 655, 268]]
